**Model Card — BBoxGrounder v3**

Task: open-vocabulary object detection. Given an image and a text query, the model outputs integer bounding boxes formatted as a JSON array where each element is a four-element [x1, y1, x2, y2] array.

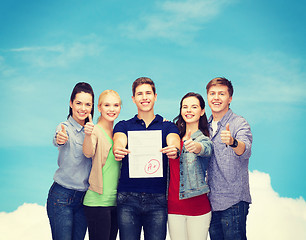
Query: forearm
[[113, 132, 128, 161], [231, 139, 245, 156], [83, 135, 94, 157], [167, 133, 181, 150], [113, 133, 127, 149]]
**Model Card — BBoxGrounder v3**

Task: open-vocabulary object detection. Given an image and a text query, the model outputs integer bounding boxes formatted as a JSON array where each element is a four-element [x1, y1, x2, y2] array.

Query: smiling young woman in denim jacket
[[168, 92, 212, 240]]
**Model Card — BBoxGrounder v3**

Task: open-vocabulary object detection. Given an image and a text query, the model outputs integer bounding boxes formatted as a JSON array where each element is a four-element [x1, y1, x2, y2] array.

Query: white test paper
[[127, 130, 163, 178]]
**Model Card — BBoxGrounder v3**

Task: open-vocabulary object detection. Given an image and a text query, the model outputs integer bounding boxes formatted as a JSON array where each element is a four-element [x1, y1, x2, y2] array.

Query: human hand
[[56, 124, 68, 145], [220, 123, 233, 146], [184, 130, 196, 153], [84, 114, 94, 136], [113, 147, 130, 161], [161, 145, 178, 159]]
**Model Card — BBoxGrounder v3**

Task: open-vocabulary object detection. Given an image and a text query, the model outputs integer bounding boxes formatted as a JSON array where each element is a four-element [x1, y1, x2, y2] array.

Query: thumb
[[88, 114, 93, 123], [186, 130, 192, 140], [61, 124, 67, 134], [226, 123, 230, 131]]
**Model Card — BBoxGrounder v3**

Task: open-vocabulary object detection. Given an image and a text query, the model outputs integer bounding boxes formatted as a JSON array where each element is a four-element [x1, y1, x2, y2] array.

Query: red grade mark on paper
[[144, 159, 160, 174]]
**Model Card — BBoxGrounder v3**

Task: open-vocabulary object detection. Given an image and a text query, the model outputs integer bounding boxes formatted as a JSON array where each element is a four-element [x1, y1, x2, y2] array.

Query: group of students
[[46, 77, 253, 240]]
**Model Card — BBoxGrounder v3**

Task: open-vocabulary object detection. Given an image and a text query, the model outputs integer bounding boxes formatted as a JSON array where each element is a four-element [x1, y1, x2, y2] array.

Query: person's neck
[[137, 111, 155, 128], [212, 109, 229, 122], [185, 123, 199, 136], [72, 116, 85, 126]]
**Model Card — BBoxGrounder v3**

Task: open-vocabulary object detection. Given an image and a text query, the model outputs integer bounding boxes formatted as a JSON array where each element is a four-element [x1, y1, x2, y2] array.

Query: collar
[[131, 114, 163, 124], [191, 129, 204, 139], [68, 116, 84, 132], [208, 109, 233, 127]]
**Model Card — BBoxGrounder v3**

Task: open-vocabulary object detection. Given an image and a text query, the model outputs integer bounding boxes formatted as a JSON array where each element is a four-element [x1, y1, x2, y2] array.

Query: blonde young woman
[[82, 90, 122, 240], [168, 92, 212, 240]]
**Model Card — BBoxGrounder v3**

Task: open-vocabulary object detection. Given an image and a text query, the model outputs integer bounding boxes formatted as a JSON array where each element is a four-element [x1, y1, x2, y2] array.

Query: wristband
[[176, 147, 181, 158], [229, 138, 238, 148]]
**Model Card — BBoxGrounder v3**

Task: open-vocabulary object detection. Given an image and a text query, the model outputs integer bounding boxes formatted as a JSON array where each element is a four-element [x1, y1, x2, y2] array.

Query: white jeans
[[168, 212, 211, 240]]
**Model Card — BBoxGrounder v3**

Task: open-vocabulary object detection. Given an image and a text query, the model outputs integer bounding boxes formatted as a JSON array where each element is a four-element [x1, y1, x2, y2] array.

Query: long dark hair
[[174, 92, 209, 138], [68, 82, 94, 124]]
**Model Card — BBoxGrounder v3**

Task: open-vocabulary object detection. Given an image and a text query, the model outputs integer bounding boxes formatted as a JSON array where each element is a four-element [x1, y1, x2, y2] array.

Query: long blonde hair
[[97, 90, 121, 122]]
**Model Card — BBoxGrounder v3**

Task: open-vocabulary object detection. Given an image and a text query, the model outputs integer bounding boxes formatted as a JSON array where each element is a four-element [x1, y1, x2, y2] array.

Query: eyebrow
[[75, 100, 92, 104], [103, 102, 120, 104], [182, 104, 199, 107], [209, 90, 225, 93]]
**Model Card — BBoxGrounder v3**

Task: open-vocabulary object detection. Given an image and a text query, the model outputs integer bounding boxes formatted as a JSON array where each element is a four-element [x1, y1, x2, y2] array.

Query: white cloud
[[1, 171, 305, 240], [247, 170, 306, 239], [0, 203, 52, 240], [8, 35, 103, 68], [9, 46, 65, 53], [122, 0, 235, 43]]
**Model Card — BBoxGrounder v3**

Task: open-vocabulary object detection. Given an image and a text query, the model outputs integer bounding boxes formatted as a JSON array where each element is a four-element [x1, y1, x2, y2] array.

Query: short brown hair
[[206, 77, 234, 97], [132, 77, 156, 96]]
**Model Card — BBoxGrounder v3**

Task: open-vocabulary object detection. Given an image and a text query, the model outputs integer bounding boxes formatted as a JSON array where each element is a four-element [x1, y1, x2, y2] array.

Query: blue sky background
[[0, 0, 305, 213]]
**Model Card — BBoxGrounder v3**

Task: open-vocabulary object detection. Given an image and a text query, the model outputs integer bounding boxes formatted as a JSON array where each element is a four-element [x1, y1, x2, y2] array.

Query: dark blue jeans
[[83, 205, 118, 240], [47, 182, 87, 240], [117, 192, 168, 240], [209, 201, 249, 240]]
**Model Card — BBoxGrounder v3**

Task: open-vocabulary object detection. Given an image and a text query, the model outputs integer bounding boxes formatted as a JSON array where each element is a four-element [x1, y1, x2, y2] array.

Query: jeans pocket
[[48, 184, 73, 206], [153, 194, 167, 207]]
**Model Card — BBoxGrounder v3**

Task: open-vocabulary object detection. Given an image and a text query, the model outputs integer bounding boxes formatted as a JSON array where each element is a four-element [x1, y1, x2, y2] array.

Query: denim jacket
[[179, 130, 212, 200]]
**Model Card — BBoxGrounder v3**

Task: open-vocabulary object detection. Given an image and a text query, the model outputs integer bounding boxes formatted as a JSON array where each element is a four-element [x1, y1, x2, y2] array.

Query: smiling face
[[181, 96, 205, 126], [98, 93, 121, 123], [207, 85, 232, 120], [70, 92, 93, 126], [132, 84, 157, 113]]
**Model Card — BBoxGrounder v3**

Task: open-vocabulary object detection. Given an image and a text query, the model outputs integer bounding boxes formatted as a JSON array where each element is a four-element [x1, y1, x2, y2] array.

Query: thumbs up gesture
[[56, 124, 69, 145], [84, 114, 94, 136], [220, 123, 233, 146], [183, 130, 196, 153]]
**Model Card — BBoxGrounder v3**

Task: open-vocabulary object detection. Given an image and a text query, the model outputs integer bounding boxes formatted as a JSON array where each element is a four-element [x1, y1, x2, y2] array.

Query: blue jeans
[[209, 201, 249, 240], [47, 182, 87, 240], [117, 192, 168, 240]]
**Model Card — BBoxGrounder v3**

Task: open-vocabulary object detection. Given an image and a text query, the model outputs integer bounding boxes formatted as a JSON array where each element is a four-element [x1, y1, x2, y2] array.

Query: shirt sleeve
[[165, 122, 180, 135], [233, 117, 253, 160], [196, 135, 213, 157], [113, 120, 128, 135]]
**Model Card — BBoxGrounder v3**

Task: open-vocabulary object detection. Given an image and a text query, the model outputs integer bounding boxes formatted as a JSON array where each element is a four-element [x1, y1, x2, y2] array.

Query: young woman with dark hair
[[47, 82, 94, 240], [168, 92, 212, 240]]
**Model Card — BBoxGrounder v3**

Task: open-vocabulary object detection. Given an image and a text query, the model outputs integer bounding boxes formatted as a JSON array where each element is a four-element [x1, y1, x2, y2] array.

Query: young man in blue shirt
[[206, 77, 253, 240], [113, 77, 180, 240]]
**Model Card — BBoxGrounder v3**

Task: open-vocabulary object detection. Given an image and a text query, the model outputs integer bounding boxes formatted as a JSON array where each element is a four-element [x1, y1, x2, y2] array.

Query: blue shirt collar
[[131, 114, 163, 124], [68, 116, 84, 132]]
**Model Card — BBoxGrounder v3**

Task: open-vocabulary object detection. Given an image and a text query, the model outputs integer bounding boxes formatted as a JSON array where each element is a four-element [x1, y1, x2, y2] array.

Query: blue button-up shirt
[[53, 116, 92, 191], [207, 109, 252, 211]]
